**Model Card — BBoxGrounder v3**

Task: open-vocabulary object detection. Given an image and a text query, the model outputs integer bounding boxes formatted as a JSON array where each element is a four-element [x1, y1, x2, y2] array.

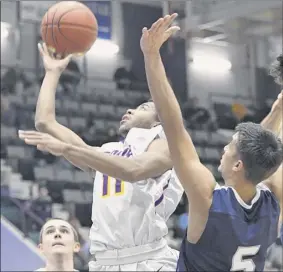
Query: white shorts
[[89, 238, 179, 271]]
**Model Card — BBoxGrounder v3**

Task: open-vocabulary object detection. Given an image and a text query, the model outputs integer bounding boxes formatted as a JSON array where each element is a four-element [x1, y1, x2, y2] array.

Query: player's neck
[[231, 181, 257, 204], [45, 255, 74, 271]]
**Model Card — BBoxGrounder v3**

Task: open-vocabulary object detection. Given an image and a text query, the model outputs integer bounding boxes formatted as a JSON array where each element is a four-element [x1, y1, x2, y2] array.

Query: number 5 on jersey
[[231, 245, 260, 271], [102, 174, 125, 197]]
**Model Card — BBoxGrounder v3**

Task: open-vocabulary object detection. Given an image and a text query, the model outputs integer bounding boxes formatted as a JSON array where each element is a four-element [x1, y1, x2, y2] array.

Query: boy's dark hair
[[39, 218, 79, 243], [270, 53, 283, 85], [235, 122, 283, 184]]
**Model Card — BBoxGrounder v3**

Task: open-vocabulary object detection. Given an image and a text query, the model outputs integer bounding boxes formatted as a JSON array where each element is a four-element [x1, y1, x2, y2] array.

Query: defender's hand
[[38, 43, 72, 73], [18, 130, 67, 156], [140, 13, 180, 55]]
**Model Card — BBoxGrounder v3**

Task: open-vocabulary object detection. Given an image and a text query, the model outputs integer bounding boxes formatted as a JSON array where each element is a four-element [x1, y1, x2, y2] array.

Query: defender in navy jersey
[[141, 14, 283, 271]]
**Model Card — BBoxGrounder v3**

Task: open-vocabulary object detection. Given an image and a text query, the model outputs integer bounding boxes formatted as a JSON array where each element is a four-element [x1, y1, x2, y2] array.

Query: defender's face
[[39, 219, 79, 257], [118, 102, 157, 135], [218, 133, 243, 180]]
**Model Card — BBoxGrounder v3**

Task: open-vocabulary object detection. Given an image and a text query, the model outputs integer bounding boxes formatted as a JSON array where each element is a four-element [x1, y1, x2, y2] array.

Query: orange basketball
[[41, 1, 98, 55]]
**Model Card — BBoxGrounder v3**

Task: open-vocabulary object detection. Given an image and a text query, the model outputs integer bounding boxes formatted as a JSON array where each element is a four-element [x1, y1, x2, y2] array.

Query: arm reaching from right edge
[[141, 14, 216, 243], [36, 43, 92, 171], [261, 92, 283, 228]]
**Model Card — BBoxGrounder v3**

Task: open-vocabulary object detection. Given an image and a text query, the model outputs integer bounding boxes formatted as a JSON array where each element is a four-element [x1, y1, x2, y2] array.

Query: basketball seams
[[57, 23, 82, 54], [57, 7, 92, 26], [57, 8, 95, 54], [44, 13, 48, 43], [43, 22, 96, 32], [51, 8, 59, 50], [45, 24, 97, 34]]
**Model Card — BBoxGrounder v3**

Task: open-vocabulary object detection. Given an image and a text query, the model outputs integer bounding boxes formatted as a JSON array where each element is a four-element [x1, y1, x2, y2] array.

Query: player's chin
[[118, 123, 129, 135]]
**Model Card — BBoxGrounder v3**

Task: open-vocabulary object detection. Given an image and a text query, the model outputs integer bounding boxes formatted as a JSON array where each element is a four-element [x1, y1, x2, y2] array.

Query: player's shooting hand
[[18, 130, 67, 156], [140, 13, 180, 55], [38, 43, 73, 73], [271, 90, 283, 112]]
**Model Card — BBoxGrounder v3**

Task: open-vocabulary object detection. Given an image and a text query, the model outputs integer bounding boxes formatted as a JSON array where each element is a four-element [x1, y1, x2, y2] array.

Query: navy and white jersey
[[177, 183, 280, 272]]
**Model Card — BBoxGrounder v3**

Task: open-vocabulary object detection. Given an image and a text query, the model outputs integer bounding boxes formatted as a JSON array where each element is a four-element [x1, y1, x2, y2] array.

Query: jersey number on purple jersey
[[102, 174, 125, 197]]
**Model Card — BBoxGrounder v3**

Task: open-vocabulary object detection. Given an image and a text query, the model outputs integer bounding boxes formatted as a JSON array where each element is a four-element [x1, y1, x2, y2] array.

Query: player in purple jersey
[[141, 14, 283, 271]]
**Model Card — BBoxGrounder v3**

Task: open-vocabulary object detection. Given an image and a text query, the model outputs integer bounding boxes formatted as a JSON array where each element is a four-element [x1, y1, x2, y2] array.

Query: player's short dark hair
[[235, 122, 283, 184], [39, 218, 79, 243], [270, 53, 283, 85], [147, 98, 160, 122]]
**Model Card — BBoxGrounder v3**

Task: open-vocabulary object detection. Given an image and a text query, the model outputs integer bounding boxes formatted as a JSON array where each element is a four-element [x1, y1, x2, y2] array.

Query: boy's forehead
[[43, 219, 71, 231]]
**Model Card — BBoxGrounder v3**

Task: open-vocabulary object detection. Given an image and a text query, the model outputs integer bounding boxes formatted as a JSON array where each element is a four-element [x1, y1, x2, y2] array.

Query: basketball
[[41, 1, 98, 55]]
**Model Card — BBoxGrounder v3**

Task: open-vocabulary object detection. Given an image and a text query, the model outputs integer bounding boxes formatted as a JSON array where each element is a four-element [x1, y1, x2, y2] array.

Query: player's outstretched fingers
[[150, 18, 164, 33], [164, 26, 180, 38], [18, 130, 42, 136], [142, 27, 149, 36], [155, 18, 165, 34], [24, 138, 42, 146], [43, 43, 56, 59], [38, 43, 44, 56], [161, 15, 172, 31], [165, 13, 178, 29], [42, 43, 50, 55], [37, 144, 46, 152]]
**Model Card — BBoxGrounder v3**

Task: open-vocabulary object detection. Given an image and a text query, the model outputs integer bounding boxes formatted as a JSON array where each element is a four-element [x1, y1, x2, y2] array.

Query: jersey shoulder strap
[[125, 125, 163, 155]]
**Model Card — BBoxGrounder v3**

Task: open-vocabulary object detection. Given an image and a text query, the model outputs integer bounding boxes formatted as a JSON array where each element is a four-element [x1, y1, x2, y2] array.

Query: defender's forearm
[[144, 53, 198, 161], [261, 108, 282, 137], [63, 144, 138, 181], [144, 53, 183, 132], [35, 71, 60, 126]]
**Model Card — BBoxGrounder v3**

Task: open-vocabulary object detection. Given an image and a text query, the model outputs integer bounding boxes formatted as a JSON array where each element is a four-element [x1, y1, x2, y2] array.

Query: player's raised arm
[[141, 15, 216, 213], [36, 43, 93, 171], [36, 43, 87, 148], [261, 91, 282, 137], [261, 61, 283, 230]]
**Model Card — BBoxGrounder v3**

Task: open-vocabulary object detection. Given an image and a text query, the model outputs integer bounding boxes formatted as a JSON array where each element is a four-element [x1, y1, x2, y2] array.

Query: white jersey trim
[[214, 183, 269, 210]]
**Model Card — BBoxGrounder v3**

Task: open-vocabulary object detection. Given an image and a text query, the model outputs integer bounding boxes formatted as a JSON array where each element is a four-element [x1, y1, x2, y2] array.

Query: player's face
[[218, 133, 244, 181], [118, 102, 158, 135], [39, 219, 80, 257]]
